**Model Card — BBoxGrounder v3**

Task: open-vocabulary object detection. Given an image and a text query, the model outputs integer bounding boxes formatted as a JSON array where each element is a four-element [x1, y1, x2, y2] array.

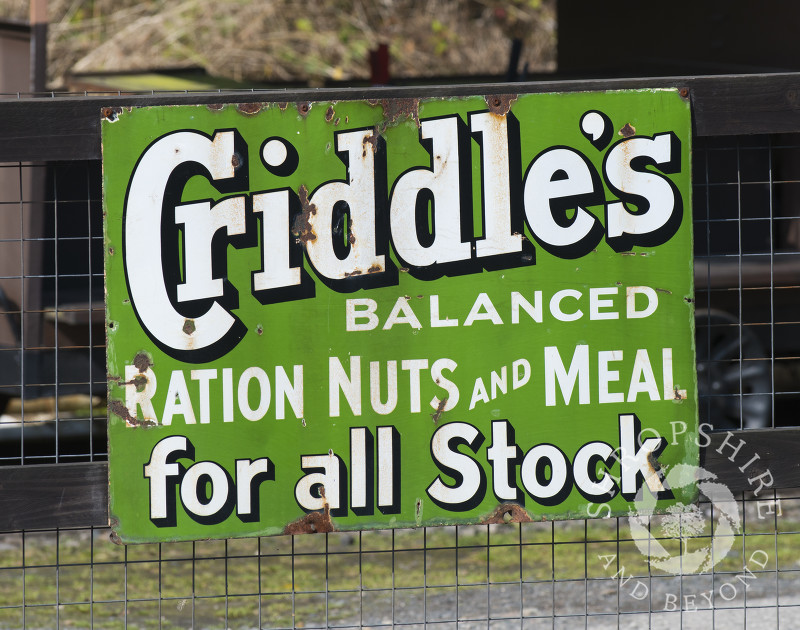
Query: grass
[[0, 504, 798, 629]]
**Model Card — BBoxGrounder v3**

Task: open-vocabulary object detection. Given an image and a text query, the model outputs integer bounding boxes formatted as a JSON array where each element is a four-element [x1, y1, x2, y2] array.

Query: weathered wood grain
[[2, 73, 800, 162]]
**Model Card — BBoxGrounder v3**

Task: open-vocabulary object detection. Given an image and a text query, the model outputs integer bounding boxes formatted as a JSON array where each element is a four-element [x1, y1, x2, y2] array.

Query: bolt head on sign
[[102, 90, 697, 543]]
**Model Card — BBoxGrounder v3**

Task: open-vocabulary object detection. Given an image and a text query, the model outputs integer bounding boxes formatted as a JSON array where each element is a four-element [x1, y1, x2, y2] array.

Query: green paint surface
[[103, 90, 697, 543]]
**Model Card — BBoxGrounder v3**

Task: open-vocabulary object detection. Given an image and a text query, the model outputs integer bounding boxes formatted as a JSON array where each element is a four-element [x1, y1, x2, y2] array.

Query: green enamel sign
[[102, 90, 697, 543]]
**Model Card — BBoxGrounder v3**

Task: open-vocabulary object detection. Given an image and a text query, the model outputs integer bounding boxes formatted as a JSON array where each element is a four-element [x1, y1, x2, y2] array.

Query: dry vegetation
[[0, 0, 555, 88]]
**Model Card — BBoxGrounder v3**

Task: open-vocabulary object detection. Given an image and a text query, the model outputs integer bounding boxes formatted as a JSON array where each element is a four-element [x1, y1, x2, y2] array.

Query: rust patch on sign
[[647, 450, 662, 473], [182, 319, 196, 336], [481, 503, 532, 524], [133, 352, 152, 373], [381, 98, 420, 127], [206, 103, 224, 111], [644, 450, 667, 494], [102, 107, 122, 122], [109, 525, 122, 546], [132, 374, 147, 392], [297, 102, 311, 117], [362, 128, 380, 155], [283, 504, 334, 534], [325, 105, 335, 122], [619, 123, 636, 138], [109, 351, 157, 426], [237, 102, 263, 116], [485, 94, 517, 116], [109, 399, 155, 427], [107, 373, 144, 389], [430, 397, 447, 424], [293, 185, 317, 244]]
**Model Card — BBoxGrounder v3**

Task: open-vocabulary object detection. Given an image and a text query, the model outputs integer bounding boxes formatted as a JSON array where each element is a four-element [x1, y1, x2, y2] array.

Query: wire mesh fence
[[693, 133, 800, 433], [0, 84, 798, 628], [0, 490, 797, 628], [0, 158, 105, 466]]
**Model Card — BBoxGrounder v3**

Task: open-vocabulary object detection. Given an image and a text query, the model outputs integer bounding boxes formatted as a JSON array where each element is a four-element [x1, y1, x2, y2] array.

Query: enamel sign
[[102, 90, 697, 543]]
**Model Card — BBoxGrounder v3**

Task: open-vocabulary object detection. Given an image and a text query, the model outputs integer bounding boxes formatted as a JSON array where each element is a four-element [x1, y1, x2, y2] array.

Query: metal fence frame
[[0, 73, 799, 628]]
